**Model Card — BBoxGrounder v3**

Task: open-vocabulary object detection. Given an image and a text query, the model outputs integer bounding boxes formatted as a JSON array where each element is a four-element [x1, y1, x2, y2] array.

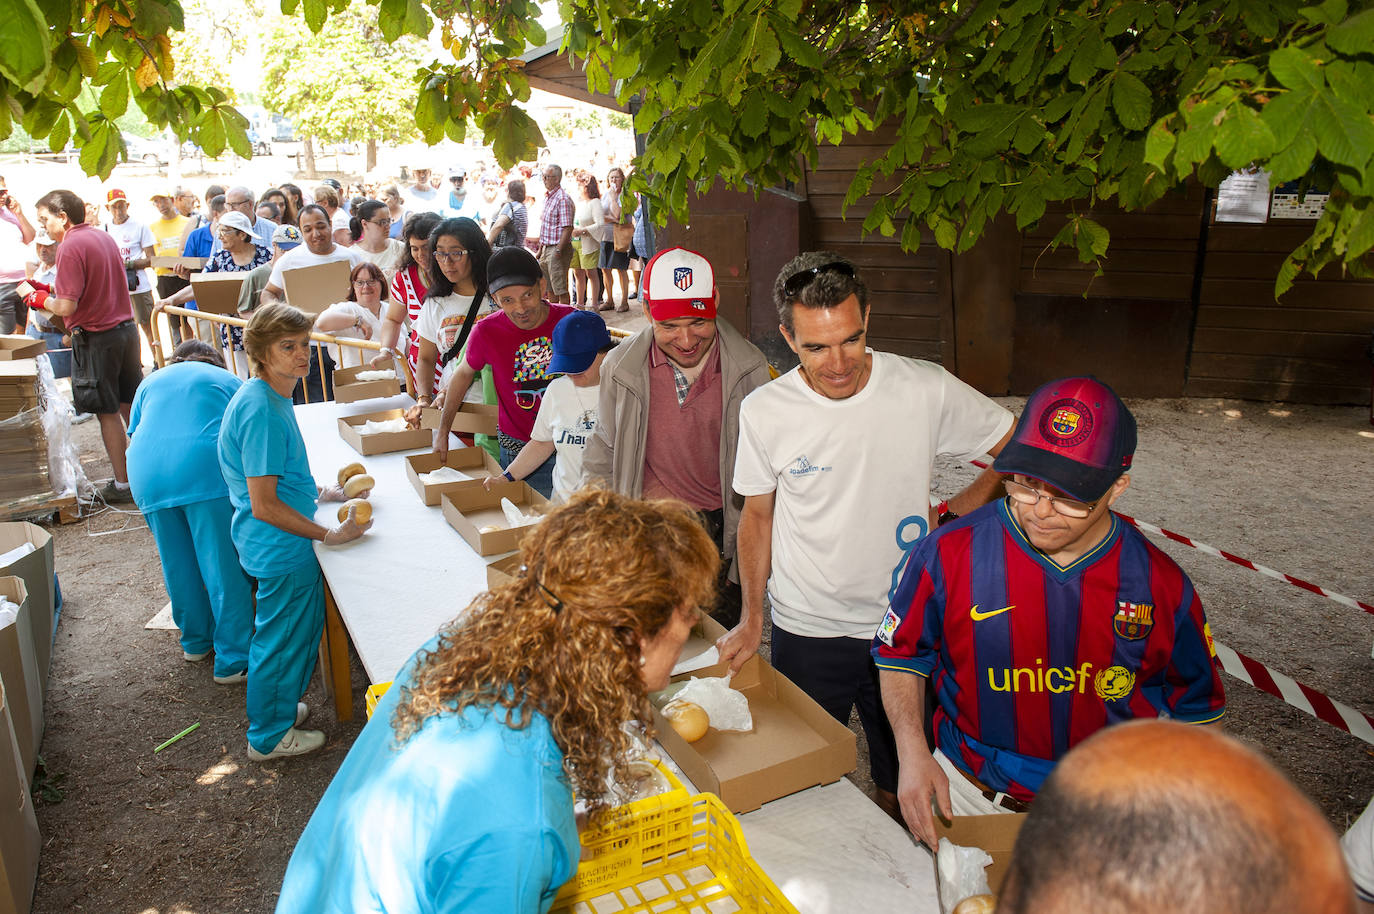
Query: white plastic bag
[[936, 838, 994, 914], [672, 675, 753, 732], [35, 353, 89, 498]]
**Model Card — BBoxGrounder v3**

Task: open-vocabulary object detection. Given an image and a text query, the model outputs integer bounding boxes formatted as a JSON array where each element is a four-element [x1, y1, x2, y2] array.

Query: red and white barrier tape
[[1213, 639, 1374, 746], [967, 459, 1374, 617]]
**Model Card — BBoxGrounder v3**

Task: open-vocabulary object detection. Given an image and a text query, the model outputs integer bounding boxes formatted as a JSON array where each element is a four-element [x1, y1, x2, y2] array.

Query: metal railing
[[149, 305, 418, 405]]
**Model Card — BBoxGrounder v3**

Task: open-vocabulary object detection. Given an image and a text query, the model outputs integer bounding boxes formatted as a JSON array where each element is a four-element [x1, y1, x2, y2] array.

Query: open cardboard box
[[441, 481, 549, 556], [405, 449, 503, 506], [485, 553, 522, 589], [0, 578, 40, 784], [446, 401, 499, 437], [0, 523, 55, 695], [0, 680, 40, 914], [282, 259, 352, 316], [189, 272, 248, 315], [0, 336, 44, 361], [654, 614, 857, 814], [934, 813, 1026, 907], [333, 363, 403, 404], [337, 407, 438, 456]]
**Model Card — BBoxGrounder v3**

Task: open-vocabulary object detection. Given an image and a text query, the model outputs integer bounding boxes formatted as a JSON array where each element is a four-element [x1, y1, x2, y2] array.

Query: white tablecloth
[[293, 394, 939, 912]]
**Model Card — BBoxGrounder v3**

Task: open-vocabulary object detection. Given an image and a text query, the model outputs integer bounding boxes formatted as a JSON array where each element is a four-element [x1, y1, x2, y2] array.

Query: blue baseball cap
[[548, 310, 612, 375]]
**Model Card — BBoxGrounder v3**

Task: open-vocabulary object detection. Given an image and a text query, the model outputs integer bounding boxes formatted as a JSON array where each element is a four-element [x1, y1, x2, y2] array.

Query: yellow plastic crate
[[551, 785, 798, 914], [364, 681, 391, 719]]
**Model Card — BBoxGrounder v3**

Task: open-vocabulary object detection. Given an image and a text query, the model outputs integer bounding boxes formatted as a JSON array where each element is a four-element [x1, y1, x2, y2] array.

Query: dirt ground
[[22, 394, 1374, 913]]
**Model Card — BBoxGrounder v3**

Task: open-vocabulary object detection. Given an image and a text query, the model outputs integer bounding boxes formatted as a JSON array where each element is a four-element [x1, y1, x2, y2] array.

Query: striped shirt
[[538, 186, 573, 246], [873, 499, 1225, 801]]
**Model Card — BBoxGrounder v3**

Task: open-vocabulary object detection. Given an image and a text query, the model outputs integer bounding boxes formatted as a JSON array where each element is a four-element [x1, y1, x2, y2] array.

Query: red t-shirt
[[54, 222, 133, 332], [641, 339, 724, 510], [463, 302, 574, 441]]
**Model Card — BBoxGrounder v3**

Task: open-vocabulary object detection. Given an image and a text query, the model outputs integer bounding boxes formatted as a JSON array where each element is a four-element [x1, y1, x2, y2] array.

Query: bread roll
[[337, 462, 366, 486], [337, 498, 372, 525], [662, 699, 710, 742], [951, 894, 996, 914], [342, 473, 375, 499]]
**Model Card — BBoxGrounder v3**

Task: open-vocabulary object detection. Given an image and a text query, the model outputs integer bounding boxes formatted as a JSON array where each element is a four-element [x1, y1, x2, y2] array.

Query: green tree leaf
[[99, 72, 129, 119], [1112, 72, 1151, 131], [1268, 46, 1323, 92], [1326, 7, 1374, 55], [0, 0, 52, 87], [1214, 105, 1277, 169]]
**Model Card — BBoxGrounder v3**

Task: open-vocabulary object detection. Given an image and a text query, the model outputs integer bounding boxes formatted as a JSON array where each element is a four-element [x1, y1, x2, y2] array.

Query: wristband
[[502, 470, 515, 482], [936, 500, 959, 527]]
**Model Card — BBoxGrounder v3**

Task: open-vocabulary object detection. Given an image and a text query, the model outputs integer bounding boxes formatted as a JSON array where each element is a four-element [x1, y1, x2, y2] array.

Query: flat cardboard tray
[[332, 364, 403, 404], [446, 401, 499, 437], [485, 553, 522, 589], [337, 408, 438, 456], [441, 482, 549, 556], [282, 259, 351, 316], [404, 449, 503, 506], [151, 255, 207, 271], [653, 614, 857, 814], [0, 337, 45, 361]]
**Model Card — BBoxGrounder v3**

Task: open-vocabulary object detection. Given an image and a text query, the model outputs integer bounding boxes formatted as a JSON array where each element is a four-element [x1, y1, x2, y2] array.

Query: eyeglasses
[[226, 199, 252, 210], [433, 250, 469, 262], [514, 389, 544, 410], [367, 218, 391, 227], [1002, 479, 1098, 519], [352, 279, 380, 288], [781, 260, 856, 300]]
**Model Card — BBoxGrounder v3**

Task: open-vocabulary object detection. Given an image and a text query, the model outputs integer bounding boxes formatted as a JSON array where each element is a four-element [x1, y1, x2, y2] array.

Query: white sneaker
[[73, 412, 94, 424], [247, 727, 325, 761], [295, 702, 309, 727], [213, 670, 247, 685], [183, 649, 210, 662]]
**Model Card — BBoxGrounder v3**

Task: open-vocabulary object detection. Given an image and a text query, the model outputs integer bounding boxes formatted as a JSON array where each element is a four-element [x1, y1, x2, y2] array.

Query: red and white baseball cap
[[106, 188, 127, 203], [642, 247, 716, 321]]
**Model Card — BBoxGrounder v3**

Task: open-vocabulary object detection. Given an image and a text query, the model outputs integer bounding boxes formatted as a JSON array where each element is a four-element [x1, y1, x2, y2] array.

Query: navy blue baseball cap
[[992, 376, 1137, 501], [548, 310, 611, 375]]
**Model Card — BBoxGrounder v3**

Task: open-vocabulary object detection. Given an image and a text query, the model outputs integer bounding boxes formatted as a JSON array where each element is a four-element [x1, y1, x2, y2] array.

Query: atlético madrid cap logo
[[992, 376, 1137, 502], [644, 247, 717, 322]]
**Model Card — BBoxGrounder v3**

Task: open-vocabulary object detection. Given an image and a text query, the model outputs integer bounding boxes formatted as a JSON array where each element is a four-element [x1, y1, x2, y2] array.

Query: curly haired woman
[[275, 489, 719, 912]]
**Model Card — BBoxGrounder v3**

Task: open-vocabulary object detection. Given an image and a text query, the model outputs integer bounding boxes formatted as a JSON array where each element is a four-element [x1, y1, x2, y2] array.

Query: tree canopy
[[5, 0, 1371, 293]]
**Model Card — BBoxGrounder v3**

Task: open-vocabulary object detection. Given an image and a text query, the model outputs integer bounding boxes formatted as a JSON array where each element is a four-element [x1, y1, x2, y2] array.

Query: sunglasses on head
[[781, 260, 856, 300]]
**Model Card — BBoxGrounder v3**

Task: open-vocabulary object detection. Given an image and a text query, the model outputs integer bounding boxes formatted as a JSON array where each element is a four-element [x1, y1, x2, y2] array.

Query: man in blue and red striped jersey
[[873, 376, 1226, 846]]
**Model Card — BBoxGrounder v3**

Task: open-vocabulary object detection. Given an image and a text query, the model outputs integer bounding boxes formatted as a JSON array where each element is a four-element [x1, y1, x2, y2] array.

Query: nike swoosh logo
[[969, 604, 1015, 622]]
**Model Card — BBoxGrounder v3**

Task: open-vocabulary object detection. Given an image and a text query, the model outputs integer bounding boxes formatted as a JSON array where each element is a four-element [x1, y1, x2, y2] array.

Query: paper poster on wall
[[1269, 179, 1329, 220], [1215, 169, 1270, 223]]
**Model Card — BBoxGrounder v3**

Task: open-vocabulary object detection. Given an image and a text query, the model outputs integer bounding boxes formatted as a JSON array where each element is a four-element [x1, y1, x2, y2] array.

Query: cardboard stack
[[0, 360, 50, 507]]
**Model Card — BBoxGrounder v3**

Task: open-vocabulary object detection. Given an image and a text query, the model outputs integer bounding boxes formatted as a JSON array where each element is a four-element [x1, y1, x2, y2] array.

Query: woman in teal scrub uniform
[[275, 489, 720, 913], [217, 303, 372, 761]]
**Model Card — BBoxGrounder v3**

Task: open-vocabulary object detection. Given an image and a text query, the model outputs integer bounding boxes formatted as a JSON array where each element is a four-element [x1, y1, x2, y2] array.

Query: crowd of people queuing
[[4, 157, 1370, 912]]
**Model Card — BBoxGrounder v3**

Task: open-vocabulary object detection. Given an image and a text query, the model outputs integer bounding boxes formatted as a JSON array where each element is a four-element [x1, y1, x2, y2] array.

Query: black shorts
[[71, 321, 142, 414], [599, 239, 630, 271]]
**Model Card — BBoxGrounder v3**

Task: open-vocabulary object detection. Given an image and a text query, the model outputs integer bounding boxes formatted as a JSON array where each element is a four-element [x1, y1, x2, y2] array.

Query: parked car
[[122, 134, 166, 167]]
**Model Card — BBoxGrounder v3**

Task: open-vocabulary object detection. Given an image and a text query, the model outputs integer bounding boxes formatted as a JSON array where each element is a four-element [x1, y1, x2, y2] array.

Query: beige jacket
[[583, 318, 772, 562]]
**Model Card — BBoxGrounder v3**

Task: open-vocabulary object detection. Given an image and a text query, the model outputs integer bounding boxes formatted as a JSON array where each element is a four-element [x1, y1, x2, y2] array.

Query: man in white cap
[[443, 168, 483, 221], [583, 246, 771, 625]]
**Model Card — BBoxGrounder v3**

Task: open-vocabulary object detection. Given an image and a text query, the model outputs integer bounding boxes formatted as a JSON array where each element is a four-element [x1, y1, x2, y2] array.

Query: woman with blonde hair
[[217, 303, 371, 762], [275, 489, 719, 911]]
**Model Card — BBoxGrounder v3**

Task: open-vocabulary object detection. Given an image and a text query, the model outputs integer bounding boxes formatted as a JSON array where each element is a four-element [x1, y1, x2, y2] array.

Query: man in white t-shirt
[[407, 166, 442, 214], [259, 205, 363, 307], [718, 250, 1014, 820], [103, 188, 157, 357]]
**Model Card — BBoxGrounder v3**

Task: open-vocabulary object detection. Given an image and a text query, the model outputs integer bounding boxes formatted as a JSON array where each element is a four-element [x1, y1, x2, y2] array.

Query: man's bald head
[[999, 721, 1354, 914]]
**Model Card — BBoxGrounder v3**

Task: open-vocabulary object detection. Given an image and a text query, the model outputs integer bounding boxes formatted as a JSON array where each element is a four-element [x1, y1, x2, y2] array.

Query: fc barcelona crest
[[1038, 396, 1093, 447], [1114, 601, 1154, 640], [674, 267, 693, 291]]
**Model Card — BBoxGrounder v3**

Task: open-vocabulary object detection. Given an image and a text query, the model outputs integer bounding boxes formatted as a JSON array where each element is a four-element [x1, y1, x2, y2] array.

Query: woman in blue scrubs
[[127, 340, 252, 680], [217, 303, 372, 761], [276, 490, 720, 912]]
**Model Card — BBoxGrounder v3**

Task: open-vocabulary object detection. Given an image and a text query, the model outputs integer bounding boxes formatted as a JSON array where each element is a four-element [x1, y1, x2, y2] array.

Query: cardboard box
[[0, 337, 44, 361], [0, 578, 40, 783], [405, 449, 503, 506], [332, 364, 403, 404], [0, 680, 40, 914], [337, 408, 438, 456], [282, 260, 352, 316], [445, 401, 499, 437], [485, 553, 522, 589], [0, 524, 54, 691], [653, 614, 857, 814], [441, 482, 549, 556], [189, 272, 248, 315], [935, 813, 1026, 903], [150, 255, 207, 271]]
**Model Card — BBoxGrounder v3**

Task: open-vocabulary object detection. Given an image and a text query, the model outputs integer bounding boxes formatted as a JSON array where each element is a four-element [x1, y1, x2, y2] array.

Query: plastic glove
[[322, 504, 371, 545], [317, 484, 349, 503]]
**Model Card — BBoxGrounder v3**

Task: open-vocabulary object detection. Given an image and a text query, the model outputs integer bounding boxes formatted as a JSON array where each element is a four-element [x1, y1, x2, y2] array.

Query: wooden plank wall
[[1188, 223, 1374, 403], [804, 124, 954, 366]]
